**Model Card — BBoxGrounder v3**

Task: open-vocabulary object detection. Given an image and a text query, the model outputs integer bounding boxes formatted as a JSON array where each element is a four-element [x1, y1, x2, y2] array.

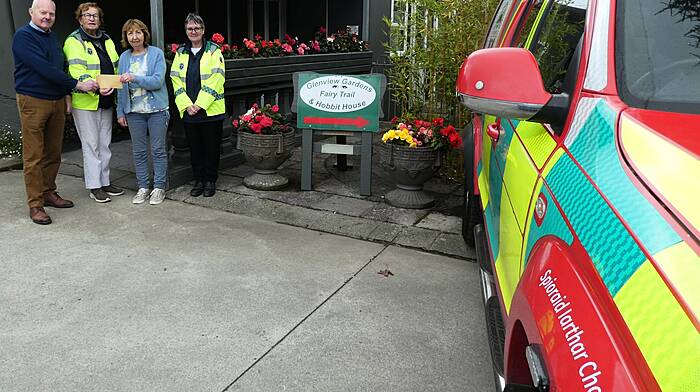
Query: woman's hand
[[99, 88, 114, 96], [65, 95, 72, 114], [186, 104, 201, 116], [119, 73, 135, 83], [117, 117, 128, 128]]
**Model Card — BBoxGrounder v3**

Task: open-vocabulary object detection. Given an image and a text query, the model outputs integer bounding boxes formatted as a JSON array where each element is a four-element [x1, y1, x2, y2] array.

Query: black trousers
[[184, 120, 223, 183]]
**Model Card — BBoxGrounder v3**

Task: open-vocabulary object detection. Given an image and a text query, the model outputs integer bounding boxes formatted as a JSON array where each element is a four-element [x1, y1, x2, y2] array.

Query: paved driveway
[[0, 171, 492, 391]]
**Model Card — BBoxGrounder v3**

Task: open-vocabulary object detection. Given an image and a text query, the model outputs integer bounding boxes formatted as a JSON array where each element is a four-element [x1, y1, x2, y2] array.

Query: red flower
[[170, 43, 179, 53], [390, 116, 399, 124], [255, 34, 263, 40], [250, 123, 263, 133], [259, 115, 274, 128], [261, 40, 267, 47], [212, 33, 225, 45], [232, 119, 239, 128], [432, 117, 444, 127], [221, 44, 230, 52], [448, 132, 462, 148], [272, 105, 279, 112], [319, 26, 327, 34]]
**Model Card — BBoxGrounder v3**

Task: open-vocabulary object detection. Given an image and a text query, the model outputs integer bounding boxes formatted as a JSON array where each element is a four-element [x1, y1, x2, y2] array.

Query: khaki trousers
[[16, 94, 66, 208]]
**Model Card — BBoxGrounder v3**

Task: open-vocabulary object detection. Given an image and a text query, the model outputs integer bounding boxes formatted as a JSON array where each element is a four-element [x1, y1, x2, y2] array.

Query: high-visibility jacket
[[170, 41, 225, 118], [63, 29, 119, 110]]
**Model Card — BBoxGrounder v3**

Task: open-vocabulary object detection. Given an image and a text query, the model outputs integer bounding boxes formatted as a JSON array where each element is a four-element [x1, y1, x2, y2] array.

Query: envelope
[[96, 74, 123, 89]]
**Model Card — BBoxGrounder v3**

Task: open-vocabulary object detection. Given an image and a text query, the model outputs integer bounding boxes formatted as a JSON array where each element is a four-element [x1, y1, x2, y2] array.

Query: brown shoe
[[44, 192, 74, 208], [29, 207, 52, 225]]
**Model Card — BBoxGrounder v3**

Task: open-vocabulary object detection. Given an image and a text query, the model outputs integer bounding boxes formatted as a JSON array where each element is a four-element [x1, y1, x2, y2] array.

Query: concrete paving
[[60, 139, 473, 260], [0, 170, 492, 391]]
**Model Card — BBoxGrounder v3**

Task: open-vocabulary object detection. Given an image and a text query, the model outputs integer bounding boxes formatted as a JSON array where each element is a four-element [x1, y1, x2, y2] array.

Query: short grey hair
[[184, 13, 204, 29], [30, 0, 55, 11]]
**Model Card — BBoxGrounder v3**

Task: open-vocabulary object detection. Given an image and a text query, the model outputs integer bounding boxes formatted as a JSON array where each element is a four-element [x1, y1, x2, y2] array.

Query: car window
[[530, 0, 587, 94], [484, 0, 517, 48], [516, 0, 545, 48], [617, 0, 700, 114]]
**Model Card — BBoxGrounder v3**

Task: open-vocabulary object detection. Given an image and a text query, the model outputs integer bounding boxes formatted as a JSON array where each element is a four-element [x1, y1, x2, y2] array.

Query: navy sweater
[[13, 24, 77, 100]]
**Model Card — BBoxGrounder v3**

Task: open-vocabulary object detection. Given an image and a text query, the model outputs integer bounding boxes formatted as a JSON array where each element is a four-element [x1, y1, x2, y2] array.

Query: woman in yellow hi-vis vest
[[63, 2, 122, 203], [170, 13, 226, 198]]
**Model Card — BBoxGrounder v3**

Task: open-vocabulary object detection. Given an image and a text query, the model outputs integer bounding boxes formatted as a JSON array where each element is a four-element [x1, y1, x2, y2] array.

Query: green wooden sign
[[295, 72, 382, 132]]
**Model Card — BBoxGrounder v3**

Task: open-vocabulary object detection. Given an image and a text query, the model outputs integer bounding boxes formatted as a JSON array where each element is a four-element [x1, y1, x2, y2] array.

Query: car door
[[482, 0, 588, 313]]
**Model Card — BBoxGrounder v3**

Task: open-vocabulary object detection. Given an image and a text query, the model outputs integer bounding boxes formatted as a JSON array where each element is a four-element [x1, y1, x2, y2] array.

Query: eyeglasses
[[81, 13, 99, 20], [186, 27, 202, 33]]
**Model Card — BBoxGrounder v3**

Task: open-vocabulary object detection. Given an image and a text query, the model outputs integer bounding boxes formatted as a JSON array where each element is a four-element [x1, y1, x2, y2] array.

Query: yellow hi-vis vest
[[63, 29, 119, 110], [170, 41, 226, 118]]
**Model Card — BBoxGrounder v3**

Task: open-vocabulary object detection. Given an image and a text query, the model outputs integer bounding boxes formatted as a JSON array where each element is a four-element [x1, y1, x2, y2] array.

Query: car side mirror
[[456, 48, 552, 120]]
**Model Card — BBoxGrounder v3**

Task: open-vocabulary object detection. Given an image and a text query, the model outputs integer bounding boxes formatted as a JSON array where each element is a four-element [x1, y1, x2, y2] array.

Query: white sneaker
[[149, 188, 165, 205], [132, 188, 150, 204]]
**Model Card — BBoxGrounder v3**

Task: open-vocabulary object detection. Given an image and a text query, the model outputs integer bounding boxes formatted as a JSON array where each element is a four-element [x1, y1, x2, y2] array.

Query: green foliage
[[0, 126, 21, 158], [384, 0, 498, 180]]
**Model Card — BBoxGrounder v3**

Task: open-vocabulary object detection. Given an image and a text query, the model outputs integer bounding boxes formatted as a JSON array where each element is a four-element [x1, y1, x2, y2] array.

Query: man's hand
[[76, 80, 98, 92], [117, 117, 128, 128], [65, 95, 72, 114], [99, 88, 114, 96]]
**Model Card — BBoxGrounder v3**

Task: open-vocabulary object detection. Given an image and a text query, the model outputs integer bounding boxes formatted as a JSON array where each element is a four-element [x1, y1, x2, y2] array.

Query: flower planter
[[237, 130, 296, 190], [224, 52, 374, 90], [379, 143, 441, 209]]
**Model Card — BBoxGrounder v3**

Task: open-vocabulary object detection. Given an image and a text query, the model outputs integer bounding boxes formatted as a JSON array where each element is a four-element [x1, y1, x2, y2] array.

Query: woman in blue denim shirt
[[116, 19, 169, 205]]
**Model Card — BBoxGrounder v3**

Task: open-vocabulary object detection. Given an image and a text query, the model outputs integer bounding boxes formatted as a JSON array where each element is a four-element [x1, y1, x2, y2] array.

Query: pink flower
[[221, 44, 230, 52], [212, 33, 225, 45], [297, 46, 305, 55], [170, 43, 179, 53], [232, 119, 239, 128], [242, 115, 252, 122], [255, 34, 263, 40], [311, 41, 321, 52], [319, 26, 327, 34], [272, 105, 279, 112], [252, 47, 259, 54], [281, 43, 293, 53], [427, 130, 433, 137]]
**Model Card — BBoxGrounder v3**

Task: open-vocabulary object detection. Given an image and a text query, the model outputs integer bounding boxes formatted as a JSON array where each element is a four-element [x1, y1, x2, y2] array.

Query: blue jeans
[[126, 110, 169, 189]]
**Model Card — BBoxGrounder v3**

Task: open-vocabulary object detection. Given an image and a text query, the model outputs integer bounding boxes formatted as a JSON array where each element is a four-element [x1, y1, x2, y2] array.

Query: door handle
[[487, 123, 503, 141]]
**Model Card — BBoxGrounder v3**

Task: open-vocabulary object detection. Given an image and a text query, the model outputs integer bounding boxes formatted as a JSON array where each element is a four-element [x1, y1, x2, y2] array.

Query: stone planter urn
[[379, 143, 441, 209], [237, 130, 296, 190]]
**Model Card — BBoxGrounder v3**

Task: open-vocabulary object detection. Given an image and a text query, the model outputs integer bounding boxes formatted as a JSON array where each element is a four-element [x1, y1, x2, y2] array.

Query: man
[[12, 0, 98, 225]]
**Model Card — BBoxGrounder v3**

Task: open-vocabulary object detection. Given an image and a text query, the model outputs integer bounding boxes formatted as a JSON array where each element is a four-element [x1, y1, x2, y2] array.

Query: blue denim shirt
[[116, 46, 168, 118]]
